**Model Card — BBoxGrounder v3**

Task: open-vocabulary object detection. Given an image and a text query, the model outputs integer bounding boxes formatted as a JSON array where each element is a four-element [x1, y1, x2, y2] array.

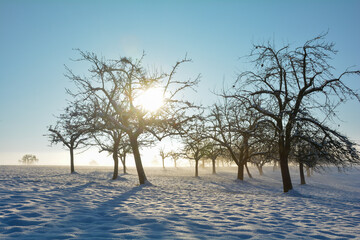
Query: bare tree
[[169, 151, 181, 168], [181, 118, 209, 177], [93, 128, 129, 179], [292, 122, 360, 185], [118, 142, 132, 174], [159, 147, 172, 169], [46, 102, 91, 173], [207, 99, 264, 180], [65, 50, 199, 184], [19, 154, 39, 165], [231, 33, 360, 192], [249, 123, 278, 176], [203, 140, 223, 174]]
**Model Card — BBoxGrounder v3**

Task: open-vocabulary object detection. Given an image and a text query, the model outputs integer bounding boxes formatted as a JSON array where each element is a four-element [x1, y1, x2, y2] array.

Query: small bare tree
[[159, 147, 172, 169], [169, 151, 181, 168], [47, 102, 91, 173], [207, 99, 264, 180], [19, 154, 39, 165], [203, 140, 223, 174], [93, 128, 129, 179], [181, 118, 209, 177]]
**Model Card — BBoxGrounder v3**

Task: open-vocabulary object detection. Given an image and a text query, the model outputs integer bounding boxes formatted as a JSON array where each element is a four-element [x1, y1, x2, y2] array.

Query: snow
[[1, 165, 359, 239]]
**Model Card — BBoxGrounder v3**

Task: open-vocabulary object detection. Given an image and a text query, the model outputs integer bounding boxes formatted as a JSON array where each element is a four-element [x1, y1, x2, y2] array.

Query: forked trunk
[[280, 154, 293, 192], [299, 162, 306, 185], [256, 163, 263, 176], [112, 151, 119, 180], [212, 159, 216, 174], [121, 152, 127, 174], [237, 163, 244, 180], [245, 162, 252, 178], [70, 147, 75, 174], [130, 136, 147, 184], [121, 159, 127, 174]]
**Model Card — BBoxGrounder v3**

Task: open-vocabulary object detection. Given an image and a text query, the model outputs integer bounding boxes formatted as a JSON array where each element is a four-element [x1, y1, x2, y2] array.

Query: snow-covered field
[[0, 165, 359, 239]]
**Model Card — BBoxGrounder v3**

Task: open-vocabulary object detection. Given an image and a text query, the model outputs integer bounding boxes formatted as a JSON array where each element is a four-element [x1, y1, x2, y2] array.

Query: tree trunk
[[243, 136, 252, 178], [122, 159, 127, 174], [237, 163, 244, 180], [112, 151, 119, 180], [119, 153, 127, 174], [129, 135, 147, 184], [70, 147, 75, 174], [306, 166, 311, 177], [162, 157, 165, 169], [299, 162, 306, 185], [195, 159, 199, 177], [273, 161, 277, 172], [256, 163, 263, 176], [279, 154, 293, 192], [174, 159, 177, 168], [201, 159, 205, 168], [245, 162, 252, 178], [212, 158, 216, 174]]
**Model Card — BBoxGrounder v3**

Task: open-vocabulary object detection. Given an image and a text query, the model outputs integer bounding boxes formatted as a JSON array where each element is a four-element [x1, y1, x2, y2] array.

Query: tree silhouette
[[159, 147, 172, 169], [19, 154, 39, 165], [207, 99, 265, 180], [65, 50, 199, 184], [230, 33, 360, 192], [47, 102, 91, 173]]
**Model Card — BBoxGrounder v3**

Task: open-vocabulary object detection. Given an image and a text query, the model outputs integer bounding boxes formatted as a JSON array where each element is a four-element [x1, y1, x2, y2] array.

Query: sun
[[135, 87, 164, 112]]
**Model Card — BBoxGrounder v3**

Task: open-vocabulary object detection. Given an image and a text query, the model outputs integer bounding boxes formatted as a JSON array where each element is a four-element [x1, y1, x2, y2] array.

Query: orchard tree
[[93, 127, 129, 179], [47, 102, 91, 173], [180, 117, 209, 177], [65, 50, 199, 184], [207, 99, 264, 180], [292, 122, 360, 185], [159, 147, 172, 169], [231, 33, 360, 192], [207, 102, 246, 180], [89, 99, 132, 179], [118, 142, 132, 174], [19, 154, 39, 165], [203, 140, 223, 174], [169, 151, 181, 168]]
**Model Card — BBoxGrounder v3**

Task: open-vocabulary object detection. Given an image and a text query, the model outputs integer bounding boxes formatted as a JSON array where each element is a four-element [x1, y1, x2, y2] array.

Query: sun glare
[[135, 88, 164, 112]]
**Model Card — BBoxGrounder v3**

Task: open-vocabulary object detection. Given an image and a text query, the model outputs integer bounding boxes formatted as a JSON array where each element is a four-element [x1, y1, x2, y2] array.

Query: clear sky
[[1, 0, 359, 165]]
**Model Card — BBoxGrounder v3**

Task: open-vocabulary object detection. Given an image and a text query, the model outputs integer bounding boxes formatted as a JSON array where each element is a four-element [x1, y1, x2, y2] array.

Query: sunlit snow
[[1, 166, 359, 239]]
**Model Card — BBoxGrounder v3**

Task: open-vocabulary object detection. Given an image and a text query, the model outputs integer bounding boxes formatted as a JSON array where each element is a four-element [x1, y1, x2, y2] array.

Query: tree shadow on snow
[[35, 182, 167, 239]]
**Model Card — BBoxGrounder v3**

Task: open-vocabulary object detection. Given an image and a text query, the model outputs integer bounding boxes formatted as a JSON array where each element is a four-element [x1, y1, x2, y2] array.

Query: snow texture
[[0, 165, 359, 239]]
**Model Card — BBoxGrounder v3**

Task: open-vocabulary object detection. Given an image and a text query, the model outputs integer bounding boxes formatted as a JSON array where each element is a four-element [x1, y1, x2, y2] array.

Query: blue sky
[[1, 0, 359, 165]]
